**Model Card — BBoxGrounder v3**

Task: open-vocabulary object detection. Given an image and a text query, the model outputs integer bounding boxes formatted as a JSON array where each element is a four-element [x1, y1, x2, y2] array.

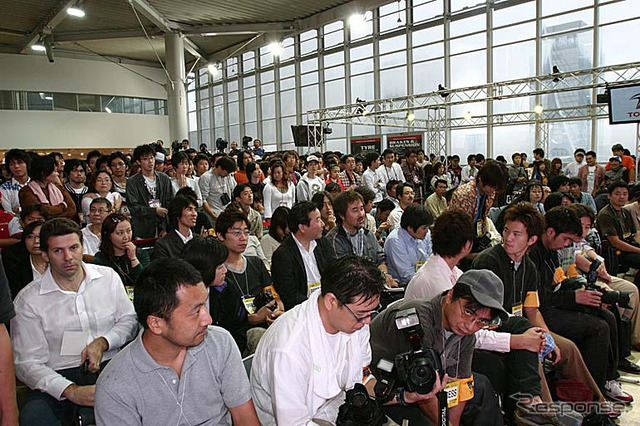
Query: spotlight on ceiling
[[533, 104, 544, 115], [104, 107, 112, 114], [31, 44, 46, 52], [406, 111, 415, 122], [67, 6, 85, 17], [348, 13, 367, 29], [268, 42, 283, 57]]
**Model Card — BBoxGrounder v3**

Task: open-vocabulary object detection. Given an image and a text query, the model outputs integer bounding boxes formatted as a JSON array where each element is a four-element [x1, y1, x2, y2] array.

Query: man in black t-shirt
[[596, 181, 640, 285], [216, 211, 284, 355], [0, 256, 17, 423]]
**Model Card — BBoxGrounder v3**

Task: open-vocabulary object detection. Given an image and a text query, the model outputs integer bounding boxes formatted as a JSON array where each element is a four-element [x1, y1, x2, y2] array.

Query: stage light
[[533, 104, 544, 115], [67, 7, 85, 17]]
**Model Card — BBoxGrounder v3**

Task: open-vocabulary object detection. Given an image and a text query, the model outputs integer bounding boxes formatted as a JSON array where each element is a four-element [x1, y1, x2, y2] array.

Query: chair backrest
[[242, 354, 254, 378]]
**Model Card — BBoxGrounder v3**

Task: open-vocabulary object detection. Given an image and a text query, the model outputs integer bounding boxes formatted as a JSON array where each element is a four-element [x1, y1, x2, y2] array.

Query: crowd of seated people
[[1, 139, 640, 425]]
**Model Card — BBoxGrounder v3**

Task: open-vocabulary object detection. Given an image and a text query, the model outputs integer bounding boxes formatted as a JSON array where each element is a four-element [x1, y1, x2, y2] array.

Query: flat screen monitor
[[608, 83, 640, 125]]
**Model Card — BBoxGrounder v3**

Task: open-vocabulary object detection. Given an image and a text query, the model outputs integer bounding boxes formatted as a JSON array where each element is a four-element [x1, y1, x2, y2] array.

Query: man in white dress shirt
[[376, 149, 405, 189], [11, 218, 137, 425]]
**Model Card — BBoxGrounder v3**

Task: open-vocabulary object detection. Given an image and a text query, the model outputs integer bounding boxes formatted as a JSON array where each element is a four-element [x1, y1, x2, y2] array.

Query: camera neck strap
[[441, 328, 461, 379]]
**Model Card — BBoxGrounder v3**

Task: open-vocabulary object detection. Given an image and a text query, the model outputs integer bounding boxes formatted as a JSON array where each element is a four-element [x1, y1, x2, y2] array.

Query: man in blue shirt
[[384, 204, 433, 285]]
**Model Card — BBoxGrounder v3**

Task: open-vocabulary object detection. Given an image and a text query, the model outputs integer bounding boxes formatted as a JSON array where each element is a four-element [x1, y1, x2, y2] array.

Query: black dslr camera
[[393, 308, 443, 394], [253, 286, 278, 311], [374, 308, 443, 401], [585, 259, 632, 308], [560, 259, 632, 309], [336, 383, 386, 426]]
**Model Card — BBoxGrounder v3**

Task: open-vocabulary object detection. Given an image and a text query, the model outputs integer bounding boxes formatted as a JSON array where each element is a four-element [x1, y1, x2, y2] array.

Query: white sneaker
[[604, 380, 634, 404]]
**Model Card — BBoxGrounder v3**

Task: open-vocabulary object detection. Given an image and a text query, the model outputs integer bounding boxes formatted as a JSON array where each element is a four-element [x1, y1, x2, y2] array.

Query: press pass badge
[[512, 303, 523, 317], [444, 381, 460, 408], [241, 296, 257, 315], [415, 260, 426, 272], [125, 286, 134, 301], [148, 199, 161, 208], [307, 281, 321, 296], [476, 220, 483, 237]]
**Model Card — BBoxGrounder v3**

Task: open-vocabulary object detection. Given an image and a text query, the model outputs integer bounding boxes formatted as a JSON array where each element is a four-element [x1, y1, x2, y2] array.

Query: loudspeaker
[[291, 125, 323, 147]]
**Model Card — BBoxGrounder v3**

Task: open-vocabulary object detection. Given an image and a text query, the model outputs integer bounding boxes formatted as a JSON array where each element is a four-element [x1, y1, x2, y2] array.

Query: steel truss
[[306, 62, 640, 155]]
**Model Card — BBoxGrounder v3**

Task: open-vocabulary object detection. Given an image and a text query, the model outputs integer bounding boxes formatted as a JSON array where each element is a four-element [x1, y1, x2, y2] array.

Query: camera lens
[[350, 392, 368, 408], [409, 360, 435, 388]]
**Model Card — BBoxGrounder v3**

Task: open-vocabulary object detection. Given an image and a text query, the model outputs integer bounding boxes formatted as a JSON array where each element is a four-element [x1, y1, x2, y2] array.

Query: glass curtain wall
[[189, 0, 640, 159]]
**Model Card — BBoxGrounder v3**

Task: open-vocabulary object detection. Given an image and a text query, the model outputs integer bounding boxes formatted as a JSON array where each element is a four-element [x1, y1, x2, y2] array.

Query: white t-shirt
[[251, 291, 371, 426], [586, 166, 596, 195], [81, 226, 101, 256]]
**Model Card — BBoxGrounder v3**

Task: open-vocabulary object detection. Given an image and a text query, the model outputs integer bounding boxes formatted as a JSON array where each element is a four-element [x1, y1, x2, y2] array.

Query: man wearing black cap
[[370, 269, 508, 426]]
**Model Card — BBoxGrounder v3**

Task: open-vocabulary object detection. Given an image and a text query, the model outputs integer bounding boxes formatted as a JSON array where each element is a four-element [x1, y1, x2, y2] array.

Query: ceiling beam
[[19, 0, 76, 53], [183, 22, 296, 36], [54, 28, 162, 42], [0, 28, 27, 37], [128, 0, 205, 59]]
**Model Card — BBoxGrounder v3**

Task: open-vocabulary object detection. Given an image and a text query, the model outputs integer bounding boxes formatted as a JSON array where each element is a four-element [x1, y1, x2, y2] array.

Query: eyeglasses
[[228, 229, 250, 238], [90, 208, 110, 214], [457, 300, 491, 328], [341, 300, 381, 323]]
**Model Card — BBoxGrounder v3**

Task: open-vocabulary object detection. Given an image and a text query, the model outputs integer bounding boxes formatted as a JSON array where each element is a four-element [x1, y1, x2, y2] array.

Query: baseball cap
[[306, 155, 320, 164], [456, 269, 509, 322], [155, 152, 165, 163], [609, 156, 621, 163]]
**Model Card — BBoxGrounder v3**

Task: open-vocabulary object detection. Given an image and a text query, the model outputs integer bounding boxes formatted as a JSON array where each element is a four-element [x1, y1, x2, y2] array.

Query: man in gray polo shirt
[[95, 260, 260, 426]]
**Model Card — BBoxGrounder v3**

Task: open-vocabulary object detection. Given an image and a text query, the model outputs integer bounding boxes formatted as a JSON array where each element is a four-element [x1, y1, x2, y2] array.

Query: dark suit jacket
[[2, 242, 31, 299], [126, 172, 174, 239], [270, 235, 334, 310], [152, 230, 187, 260]]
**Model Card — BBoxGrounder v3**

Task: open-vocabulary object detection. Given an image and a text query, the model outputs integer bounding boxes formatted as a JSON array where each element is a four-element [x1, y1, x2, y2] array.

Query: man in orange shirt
[[606, 143, 635, 182]]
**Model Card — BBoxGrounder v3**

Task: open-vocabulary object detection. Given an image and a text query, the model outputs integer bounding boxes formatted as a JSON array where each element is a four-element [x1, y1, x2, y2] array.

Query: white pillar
[[165, 33, 188, 145]]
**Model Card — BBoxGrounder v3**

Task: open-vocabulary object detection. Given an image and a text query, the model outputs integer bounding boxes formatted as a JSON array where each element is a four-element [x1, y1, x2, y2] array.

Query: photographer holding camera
[[251, 256, 438, 426], [370, 270, 509, 426], [198, 156, 237, 222], [528, 206, 632, 403], [561, 203, 640, 373]]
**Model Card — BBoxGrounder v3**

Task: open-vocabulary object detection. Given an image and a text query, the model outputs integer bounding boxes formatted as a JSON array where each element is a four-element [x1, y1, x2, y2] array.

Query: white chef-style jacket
[[251, 290, 371, 426]]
